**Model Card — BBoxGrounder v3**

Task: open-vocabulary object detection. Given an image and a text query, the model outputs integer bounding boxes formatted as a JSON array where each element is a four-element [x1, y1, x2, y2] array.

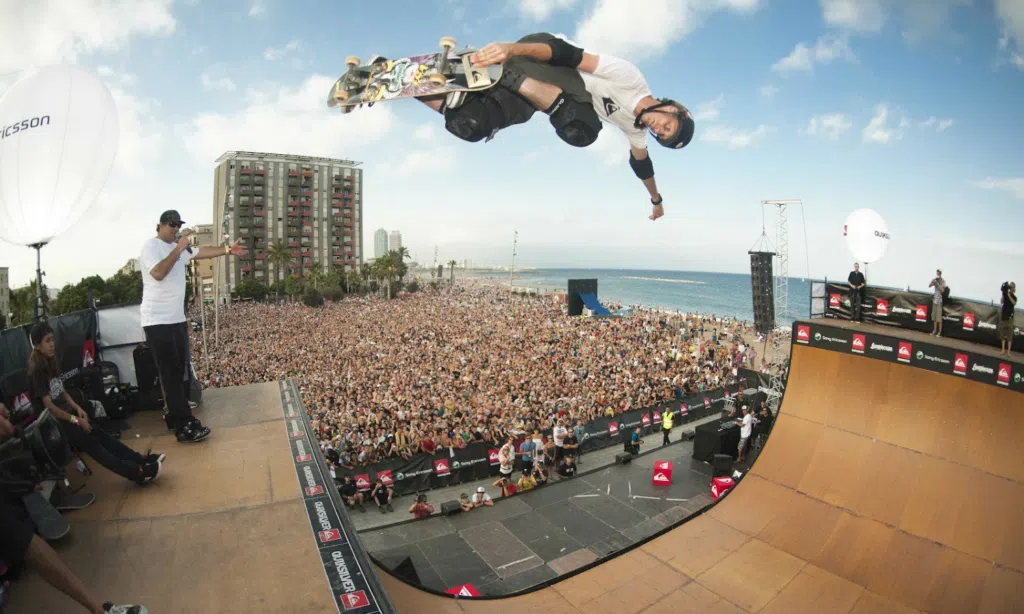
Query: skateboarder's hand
[[471, 42, 514, 67], [650, 203, 664, 221], [228, 239, 248, 257], [76, 408, 92, 433]]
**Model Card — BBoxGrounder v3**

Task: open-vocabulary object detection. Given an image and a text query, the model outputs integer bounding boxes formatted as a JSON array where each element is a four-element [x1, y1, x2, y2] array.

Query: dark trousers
[[143, 322, 193, 430], [662, 427, 671, 446], [62, 421, 143, 481], [850, 290, 863, 321]]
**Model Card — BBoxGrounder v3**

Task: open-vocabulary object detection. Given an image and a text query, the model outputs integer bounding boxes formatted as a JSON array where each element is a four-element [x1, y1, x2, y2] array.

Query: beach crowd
[[191, 281, 772, 470]]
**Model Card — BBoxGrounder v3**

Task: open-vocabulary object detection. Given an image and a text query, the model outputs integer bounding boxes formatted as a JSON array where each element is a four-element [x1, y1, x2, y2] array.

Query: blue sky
[[0, 0, 1022, 302]]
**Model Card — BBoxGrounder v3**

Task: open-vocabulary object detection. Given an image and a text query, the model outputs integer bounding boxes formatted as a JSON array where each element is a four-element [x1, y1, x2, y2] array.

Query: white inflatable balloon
[[0, 65, 119, 246], [844, 208, 890, 263]]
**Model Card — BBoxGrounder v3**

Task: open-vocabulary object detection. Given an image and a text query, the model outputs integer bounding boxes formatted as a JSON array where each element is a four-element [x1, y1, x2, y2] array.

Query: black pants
[[662, 427, 671, 446], [850, 290, 863, 321], [0, 499, 34, 568], [143, 322, 193, 430], [62, 421, 144, 481]]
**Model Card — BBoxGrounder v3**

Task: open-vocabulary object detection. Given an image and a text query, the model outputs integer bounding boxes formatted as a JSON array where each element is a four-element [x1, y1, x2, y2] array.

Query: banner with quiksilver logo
[[824, 282, 1020, 352]]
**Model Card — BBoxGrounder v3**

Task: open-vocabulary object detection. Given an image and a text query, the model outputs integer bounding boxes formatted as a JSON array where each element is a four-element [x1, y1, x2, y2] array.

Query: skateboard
[[23, 491, 69, 541], [327, 36, 503, 113]]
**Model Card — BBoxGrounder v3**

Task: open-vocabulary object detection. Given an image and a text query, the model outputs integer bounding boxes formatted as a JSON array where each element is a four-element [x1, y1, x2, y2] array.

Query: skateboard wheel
[[333, 88, 350, 103], [345, 56, 360, 68], [428, 73, 447, 87], [439, 37, 456, 50]]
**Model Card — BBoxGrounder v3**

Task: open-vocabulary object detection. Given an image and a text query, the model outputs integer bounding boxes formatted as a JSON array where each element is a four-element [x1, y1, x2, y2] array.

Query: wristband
[[225, 245, 230, 255], [651, 194, 663, 205], [70, 416, 79, 425]]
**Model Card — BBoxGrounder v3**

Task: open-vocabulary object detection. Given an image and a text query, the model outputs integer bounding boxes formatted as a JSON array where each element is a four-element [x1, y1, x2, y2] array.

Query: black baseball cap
[[159, 210, 185, 226]]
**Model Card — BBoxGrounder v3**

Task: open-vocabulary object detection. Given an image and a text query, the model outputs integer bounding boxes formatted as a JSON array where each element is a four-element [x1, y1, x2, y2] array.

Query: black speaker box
[[615, 452, 633, 465], [133, 343, 160, 392], [440, 500, 462, 516], [712, 453, 734, 478]]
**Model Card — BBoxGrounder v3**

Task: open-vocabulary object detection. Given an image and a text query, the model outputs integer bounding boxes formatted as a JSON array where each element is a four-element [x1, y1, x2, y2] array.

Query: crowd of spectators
[[191, 281, 776, 472]]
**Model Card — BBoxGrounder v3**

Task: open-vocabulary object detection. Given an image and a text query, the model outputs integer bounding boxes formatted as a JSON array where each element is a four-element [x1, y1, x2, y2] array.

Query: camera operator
[[1000, 282, 1017, 357], [0, 404, 148, 613], [27, 323, 164, 485]]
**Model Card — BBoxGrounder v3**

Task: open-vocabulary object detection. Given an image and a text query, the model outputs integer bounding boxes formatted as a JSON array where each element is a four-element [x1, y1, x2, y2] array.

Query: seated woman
[[28, 323, 164, 485]]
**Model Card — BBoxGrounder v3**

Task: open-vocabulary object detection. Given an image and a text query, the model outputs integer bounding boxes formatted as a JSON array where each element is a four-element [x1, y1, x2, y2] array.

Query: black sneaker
[[144, 453, 166, 464], [387, 503, 394, 512], [134, 461, 161, 485], [103, 603, 148, 614], [176, 418, 211, 444]]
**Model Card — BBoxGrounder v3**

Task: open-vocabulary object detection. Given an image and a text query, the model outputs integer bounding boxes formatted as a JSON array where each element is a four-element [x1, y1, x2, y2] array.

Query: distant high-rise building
[[374, 228, 389, 260], [212, 151, 363, 291], [118, 259, 140, 276], [389, 230, 402, 253], [190, 224, 217, 300], [0, 267, 9, 327]]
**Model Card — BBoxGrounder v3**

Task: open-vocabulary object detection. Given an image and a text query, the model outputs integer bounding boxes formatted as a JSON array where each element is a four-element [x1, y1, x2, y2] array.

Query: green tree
[[266, 241, 293, 300], [302, 287, 324, 307], [406, 279, 419, 293], [232, 279, 267, 301]]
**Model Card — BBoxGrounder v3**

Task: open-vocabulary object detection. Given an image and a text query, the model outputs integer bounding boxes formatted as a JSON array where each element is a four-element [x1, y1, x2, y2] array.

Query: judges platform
[[6, 318, 1023, 613]]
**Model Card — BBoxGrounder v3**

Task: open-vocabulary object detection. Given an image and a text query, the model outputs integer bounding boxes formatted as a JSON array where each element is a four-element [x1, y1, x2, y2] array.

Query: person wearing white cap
[[471, 486, 494, 508]]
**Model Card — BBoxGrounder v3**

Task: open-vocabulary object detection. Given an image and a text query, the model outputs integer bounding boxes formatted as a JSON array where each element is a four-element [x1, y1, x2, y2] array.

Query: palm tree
[[266, 241, 293, 300], [448, 259, 457, 288], [388, 249, 409, 286], [306, 260, 325, 291]]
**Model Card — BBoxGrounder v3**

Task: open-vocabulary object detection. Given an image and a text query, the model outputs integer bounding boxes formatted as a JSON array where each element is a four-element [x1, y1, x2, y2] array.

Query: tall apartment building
[[212, 151, 363, 291], [190, 224, 216, 300], [389, 230, 402, 253], [118, 259, 140, 275], [374, 228, 388, 260], [0, 267, 9, 327]]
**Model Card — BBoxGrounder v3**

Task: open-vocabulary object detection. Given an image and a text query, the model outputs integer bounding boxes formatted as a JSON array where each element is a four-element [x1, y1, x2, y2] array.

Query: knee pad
[[444, 95, 502, 143], [546, 93, 601, 147]]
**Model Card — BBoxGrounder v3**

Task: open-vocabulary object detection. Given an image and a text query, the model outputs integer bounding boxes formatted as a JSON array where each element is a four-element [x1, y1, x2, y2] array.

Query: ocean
[[473, 268, 813, 325]]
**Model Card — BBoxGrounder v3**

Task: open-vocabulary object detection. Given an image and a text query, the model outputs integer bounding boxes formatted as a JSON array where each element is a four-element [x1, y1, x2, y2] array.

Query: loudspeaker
[[567, 278, 598, 317], [133, 343, 160, 393], [440, 500, 462, 516], [615, 451, 633, 465], [748, 252, 776, 335], [437, 264, 444, 279], [679, 429, 695, 442], [712, 453, 734, 478]]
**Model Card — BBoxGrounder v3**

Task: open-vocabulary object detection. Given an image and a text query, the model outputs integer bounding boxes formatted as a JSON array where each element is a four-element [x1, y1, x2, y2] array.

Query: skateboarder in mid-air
[[468, 33, 700, 221]]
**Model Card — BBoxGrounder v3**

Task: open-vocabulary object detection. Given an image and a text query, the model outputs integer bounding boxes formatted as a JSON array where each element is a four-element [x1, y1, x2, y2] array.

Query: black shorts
[[0, 501, 34, 568]]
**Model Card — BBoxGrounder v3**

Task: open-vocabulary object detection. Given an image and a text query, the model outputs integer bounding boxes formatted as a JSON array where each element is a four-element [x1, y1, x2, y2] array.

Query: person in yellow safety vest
[[661, 408, 674, 446]]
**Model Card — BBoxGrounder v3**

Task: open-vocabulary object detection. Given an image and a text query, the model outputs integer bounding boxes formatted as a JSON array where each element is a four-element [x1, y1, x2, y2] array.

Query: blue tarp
[[579, 292, 612, 316]]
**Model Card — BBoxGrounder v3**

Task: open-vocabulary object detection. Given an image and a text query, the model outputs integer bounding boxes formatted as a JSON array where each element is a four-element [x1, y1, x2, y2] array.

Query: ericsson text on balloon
[[0, 115, 51, 140]]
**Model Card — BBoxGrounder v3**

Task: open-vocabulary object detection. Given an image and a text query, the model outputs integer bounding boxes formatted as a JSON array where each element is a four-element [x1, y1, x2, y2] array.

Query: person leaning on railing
[[1000, 282, 1017, 357]]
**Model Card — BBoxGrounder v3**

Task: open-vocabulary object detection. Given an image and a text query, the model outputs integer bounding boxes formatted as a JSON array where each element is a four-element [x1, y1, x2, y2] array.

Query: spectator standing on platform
[[499, 437, 515, 477], [140, 210, 245, 444], [1000, 282, 1017, 357], [553, 419, 568, 461], [735, 405, 753, 462], [630, 426, 643, 455], [562, 428, 579, 460], [409, 493, 434, 519], [928, 269, 947, 337], [661, 408, 674, 446], [573, 419, 586, 465], [518, 437, 535, 471], [848, 263, 866, 323]]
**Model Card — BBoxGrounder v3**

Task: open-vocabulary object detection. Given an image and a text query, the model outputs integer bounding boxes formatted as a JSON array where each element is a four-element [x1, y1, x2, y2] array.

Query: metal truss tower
[[760, 199, 802, 413]]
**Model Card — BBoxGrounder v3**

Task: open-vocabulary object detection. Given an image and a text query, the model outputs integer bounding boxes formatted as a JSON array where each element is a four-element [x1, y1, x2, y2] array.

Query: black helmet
[[634, 99, 694, 149]]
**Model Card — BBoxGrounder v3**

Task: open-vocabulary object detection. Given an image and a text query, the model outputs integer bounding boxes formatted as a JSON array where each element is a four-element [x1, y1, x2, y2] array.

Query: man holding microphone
[[140, 210, 245, 443]]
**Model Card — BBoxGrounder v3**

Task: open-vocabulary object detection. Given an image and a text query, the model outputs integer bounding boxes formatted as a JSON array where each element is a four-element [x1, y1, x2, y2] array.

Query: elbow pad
[[630, 151, 654, 180], [547, 38, 584, 68]]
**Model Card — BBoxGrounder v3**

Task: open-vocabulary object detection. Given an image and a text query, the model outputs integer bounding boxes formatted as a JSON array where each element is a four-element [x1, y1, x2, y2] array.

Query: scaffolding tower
[[760, 199, 802, 413]]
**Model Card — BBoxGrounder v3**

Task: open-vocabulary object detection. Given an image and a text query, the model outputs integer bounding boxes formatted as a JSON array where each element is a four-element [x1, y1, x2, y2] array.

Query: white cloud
[[862, 103, 907, 144], [519, 0, 578, 20], [413, 124, 436, 140], [1014, 53, 1024, 69], [918, 116, 954, 132], [248, 1, 267, 17], [972, 177, 1024, 200], [804, 113, 852, 140], [0, 0, 175, 74], [263, 39, 301, 61], [820, 0, 887, 32], [759, 84, 779, 98], [200, 73, 237, 92], [692, 95, 724, 121], [179, 74, 397, 164], [771, 34, 855, 74], [574, 0, 762, 60], [997, 0, 1024, 65], [700, 124, 773, 149], [394, 145, 458, 174]]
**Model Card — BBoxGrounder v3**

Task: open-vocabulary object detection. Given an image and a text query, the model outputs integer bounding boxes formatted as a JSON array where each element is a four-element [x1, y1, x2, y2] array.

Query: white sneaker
[[104, 604, 147, 614]]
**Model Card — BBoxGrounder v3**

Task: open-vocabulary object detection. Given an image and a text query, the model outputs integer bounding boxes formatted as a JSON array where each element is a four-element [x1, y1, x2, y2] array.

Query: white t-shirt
[[553, 425, 567, 447], [740, 414, 753, 439], [472, 492, 492, 505], [140, 237, 194, 327], [577, 53, 652, 149]]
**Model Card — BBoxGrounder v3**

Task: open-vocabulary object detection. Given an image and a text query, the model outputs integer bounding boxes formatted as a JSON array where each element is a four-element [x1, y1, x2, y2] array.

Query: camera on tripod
[[0, 411, 72, 497]]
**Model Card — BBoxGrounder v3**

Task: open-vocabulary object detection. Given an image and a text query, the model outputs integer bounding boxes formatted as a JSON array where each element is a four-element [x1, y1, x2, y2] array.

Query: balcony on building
[[254, 168, 265, 175], [289, 170, 299, 177], [288, 241, 298, 248], [255, 254, 266, 260], [301, 211, 312, 217], [240, 167, 252, 175], [242, 265, 253, 273], [239, 174, 251, 183]]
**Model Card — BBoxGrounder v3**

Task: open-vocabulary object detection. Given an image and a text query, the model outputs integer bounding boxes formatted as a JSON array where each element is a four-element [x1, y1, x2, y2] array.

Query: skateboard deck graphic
[[328, 37, 502, 113]]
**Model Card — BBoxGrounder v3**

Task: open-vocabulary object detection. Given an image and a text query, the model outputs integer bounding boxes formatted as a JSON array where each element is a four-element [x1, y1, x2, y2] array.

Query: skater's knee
[[444, 94, 507, 143], [546, 93, 601, 147]]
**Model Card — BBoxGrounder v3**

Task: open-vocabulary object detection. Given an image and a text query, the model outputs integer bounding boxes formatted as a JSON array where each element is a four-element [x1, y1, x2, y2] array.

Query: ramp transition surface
[[375, 321, 1024, 613]]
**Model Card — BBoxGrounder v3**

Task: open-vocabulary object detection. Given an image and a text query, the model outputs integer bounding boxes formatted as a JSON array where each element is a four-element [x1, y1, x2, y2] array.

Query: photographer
[[27, 323, 164, 485], [1, 405, 148, 613], [1000, 282, 1017, 357]]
